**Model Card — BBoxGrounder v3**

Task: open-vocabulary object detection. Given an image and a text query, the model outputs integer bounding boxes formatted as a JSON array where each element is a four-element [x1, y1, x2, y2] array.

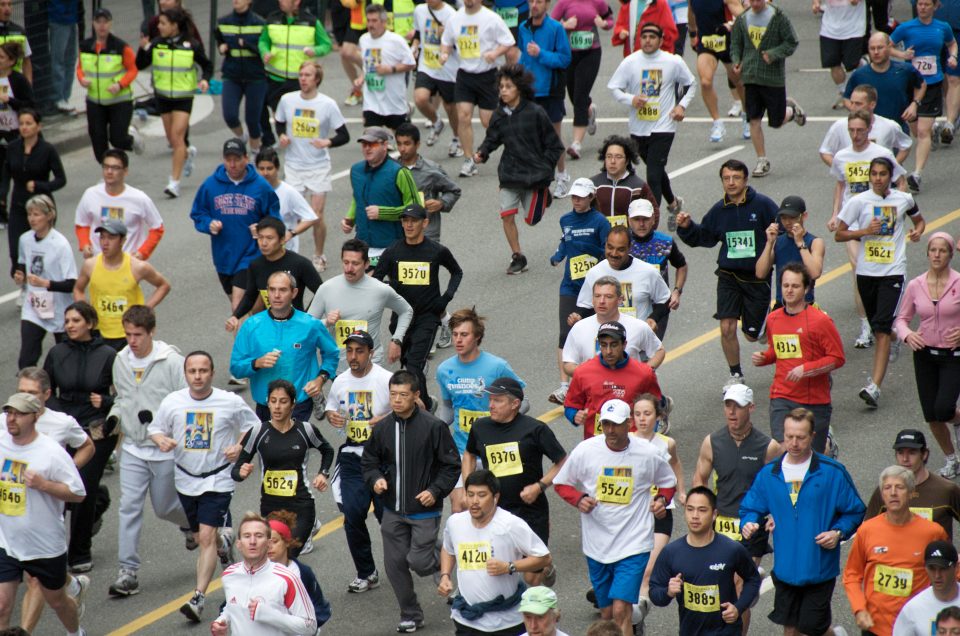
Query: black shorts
[[330, 2, 351, 44], [0, 547, 68, 591], [156, 96, 194, 114], [740, 519, 771, 558], [362, 110, 409, 130], [744, 83, 787, 128], [768, 573, 836, 636], [820, 35, 864, 71], [695, 35, 733, 64], [178, 490, 233, 532], [218, 269, 249, 296], [856, 274, 905, 334], [917, 81, 943, 118], [558, 294, 580, 347], [343, 26, 365, 45], [415, 71, 456, 104], [535, 95, 566, 123], [509, 504, 549, 545], [714, 269, 772, 340], [653, 508, 674, 535], [455, 69, 499, 111]]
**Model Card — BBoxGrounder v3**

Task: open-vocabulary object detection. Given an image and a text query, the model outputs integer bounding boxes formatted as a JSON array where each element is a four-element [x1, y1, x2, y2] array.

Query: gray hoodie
[[107, 340, 187, 446]]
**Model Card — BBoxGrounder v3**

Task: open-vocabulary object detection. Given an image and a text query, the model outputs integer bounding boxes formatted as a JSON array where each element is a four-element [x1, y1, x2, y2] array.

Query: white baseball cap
[[628, 199, 654, 219], [569, 178, 596, 198], [598, 399, 631, 425], [723, 383, 754, 406]]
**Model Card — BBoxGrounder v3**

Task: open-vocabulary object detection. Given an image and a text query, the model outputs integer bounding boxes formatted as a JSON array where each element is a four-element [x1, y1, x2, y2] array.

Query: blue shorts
[[178, 491, 233, 532], [586, 552, 650, 607]]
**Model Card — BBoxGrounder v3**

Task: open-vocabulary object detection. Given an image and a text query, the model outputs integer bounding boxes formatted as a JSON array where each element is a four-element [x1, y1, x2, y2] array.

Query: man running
[[412, 0, 463, 157], [357, 4, 417, 130]]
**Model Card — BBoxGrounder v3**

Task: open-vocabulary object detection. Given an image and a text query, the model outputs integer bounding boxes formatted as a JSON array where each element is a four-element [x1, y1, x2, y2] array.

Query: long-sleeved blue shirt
[[518, 16, 571, 99], [551, 207, 610, 296]]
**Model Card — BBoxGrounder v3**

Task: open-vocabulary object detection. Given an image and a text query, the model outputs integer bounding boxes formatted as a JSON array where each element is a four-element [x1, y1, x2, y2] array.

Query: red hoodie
[[612, 0, 678, 56]]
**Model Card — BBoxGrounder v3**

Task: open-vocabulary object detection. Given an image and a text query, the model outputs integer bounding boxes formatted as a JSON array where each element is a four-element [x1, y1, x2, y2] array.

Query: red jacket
[[565, 355, 662, 439], [612, 0, 678, 57]]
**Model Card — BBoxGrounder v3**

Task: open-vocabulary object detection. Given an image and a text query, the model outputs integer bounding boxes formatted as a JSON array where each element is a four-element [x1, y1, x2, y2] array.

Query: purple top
[[551, 0, 613, 51]]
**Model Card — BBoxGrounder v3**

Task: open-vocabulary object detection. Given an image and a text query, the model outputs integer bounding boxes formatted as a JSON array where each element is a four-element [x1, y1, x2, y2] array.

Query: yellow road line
[[106, 208, 960, 634]]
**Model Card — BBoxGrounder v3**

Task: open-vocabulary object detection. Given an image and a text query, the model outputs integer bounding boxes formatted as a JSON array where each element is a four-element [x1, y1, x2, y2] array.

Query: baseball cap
[[357, 127, 391, 143], [343, 330, 374, 349], [723, 383, 754, 406], [777, 195, 806, 217], [925, 540, 958, 568], [484, 377, 524, 401], [222, 137, 247, 157], [597, 321, 627, 341], [893, 429, 927, 450], [598, 399, 631, 425], [518, 586, 558, 615], [568, 178, 596, 198], [628, 199, 654, 219], [401, 204, 427, 220], [3, 393, 41, 414], [95, 218, 127, 236], [93, 7, 112, 20]]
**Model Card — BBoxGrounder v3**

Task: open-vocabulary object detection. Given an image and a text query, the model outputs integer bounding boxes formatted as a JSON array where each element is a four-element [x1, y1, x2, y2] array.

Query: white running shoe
[[709, 120, 725, 143], [727, 100, 742, 117], [183, 145, 198, 178]]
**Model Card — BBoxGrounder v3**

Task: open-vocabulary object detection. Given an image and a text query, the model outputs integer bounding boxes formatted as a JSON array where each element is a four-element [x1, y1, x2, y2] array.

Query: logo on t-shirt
[[185, 411, 213, 450], [29, 254, 43, 276], [100, 206, 125, 222]]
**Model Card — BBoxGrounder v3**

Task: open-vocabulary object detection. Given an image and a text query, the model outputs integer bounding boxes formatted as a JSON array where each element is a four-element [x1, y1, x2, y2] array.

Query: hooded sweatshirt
[[108, 340, 186, 447]]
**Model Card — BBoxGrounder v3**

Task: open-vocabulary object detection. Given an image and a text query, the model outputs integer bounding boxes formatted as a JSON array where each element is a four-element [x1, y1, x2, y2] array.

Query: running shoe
[[129, 126, 146, 155], [108, 569, 139, 597], [105, 450, 117, 473], [69, 561, 93, 574], [448, 138, 464, 157], [939, 456, 960, 479], [888, 339, 901, 363], [832, 626, 849, 636], [723, 373, 745, 392], [941, 122, 955, 145], [787, 98, 806, 126], [312, 254, 328, 272], [907, 172, 921, 193], [348, 570, 381, 593], [436, 324, 452, 349], [566, 141, 582, 159], [134, 108, 149, 126], [397, 620, 423, 633], [548, 385, 567, 405], [180, 591, 205, 622], [163, 180, 180, 199], [709, 120, 725, 143], [658, 395, 674, 435], [218, 528, 235, 566], [71, 574, 90, 617], [667, 196, 683, 232], [182, 527, 198, 550], [831, 95, 846, 110], [542, 564, 557, 587], [587, 104, 598, 136], [507, 252, 528, 275], [553, 172, 571, 199], [425, 119, 444, 146], [344, 89, 362, 106], [459, 157, 479, 177], [183, 145, 198, 178], [752, 158, 771, 177], [854, 321, 874, 348], [57, 99, 76, 114], [741, 113, 751, 140], [859, 381, 880, 408], [228, 375, 249, 386], [825, 426, 840, 459], [727, 101, 742, 117]]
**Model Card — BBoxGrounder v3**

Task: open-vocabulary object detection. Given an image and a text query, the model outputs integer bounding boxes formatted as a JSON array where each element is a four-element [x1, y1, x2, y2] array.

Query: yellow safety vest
[[80, 51, 132, 105], [0, 33, 26, 73], [151, 44, 196, 99], [389, 0, 415, 39], [265, 22, 315, 79], [218, 23, 263, 57]]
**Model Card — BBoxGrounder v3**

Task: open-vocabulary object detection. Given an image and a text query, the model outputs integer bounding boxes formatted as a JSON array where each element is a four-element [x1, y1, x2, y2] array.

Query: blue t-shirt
[[773, 231, 816, 304], [436, 351, 525, 453], [551, 208, 610, 297], [844, 60, 925, 130], [891, 18, 956, 84]]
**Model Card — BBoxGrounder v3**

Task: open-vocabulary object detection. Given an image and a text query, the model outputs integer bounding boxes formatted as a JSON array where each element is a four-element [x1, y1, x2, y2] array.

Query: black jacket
[[0, 135, 66, 214], [43, 335, 116, 429], [362, 407, 460, 515], [477, 99, 565, 190]]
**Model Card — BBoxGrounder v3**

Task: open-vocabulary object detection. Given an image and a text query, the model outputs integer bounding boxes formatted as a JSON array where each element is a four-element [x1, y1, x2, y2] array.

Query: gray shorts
[[769, 397, 832, 453]]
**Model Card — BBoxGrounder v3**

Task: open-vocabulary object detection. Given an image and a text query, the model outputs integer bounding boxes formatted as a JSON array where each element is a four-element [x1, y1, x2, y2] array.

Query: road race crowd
[[0, 0, 958, 634]]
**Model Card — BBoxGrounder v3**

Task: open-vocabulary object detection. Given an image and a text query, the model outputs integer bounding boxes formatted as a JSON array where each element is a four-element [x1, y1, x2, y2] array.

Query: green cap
[[518, 586, 558, 615]]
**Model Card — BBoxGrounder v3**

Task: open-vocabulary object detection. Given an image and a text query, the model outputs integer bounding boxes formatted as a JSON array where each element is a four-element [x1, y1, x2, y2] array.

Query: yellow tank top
[[89, 253, 144, 339]]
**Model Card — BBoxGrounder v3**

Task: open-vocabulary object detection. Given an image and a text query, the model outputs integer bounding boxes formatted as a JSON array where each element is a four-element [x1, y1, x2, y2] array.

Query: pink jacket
[[894, 268, 960, 348]]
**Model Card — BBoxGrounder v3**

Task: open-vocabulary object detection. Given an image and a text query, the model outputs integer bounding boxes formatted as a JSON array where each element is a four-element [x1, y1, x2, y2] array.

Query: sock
[[861, 317, 870, 328], [561, 381, 569, 389], [556, 170, 568, 179], [729, 364, 743, 376], [441, 312, 451, 326], [835, 82, 845, 95], [67, 576, 81, 596]]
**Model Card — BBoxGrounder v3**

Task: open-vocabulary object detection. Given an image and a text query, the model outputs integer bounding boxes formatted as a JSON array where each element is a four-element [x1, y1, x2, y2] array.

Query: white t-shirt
[[325, 363, 393, 447], [36, 409, 88, 451], [359, 31, 416, 116], [575, 258, 672, 319], [819, 115, 913, 157], [443, 508, 550, 632], [275, 91, 347, 170], [74, 183, 164, 256], [17, 228, 77, 332], [608, 49, 697, 136], [0, 77, 20, 130], [818, 0, 866, 40], [830, 143, 905, 205], [780, 455, 811, 484], [837, 188, 920, 277], [554, 435, 675, 563], [415, 3, 459, 82], [893, 585, 960, 636], [148, 388, 259, 495], [562, 313, 662, 364], [0, 431, 86, 560], [441, 7, 515, 74], [274, 181, 318, 254]]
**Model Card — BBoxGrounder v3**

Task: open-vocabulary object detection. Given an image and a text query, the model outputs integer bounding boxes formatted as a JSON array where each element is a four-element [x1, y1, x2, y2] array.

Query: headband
[[268, 519, 292, 542]]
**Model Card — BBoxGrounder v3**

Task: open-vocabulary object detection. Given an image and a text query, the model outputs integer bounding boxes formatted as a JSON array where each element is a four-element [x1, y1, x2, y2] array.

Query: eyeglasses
[[102, 164, 124, 171], [605, 154, 625, 160]]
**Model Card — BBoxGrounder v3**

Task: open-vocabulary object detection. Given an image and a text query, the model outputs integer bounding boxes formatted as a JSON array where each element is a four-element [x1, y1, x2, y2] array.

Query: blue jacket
[[518, 16, 571, 99], [739, 453, 865, 586], [215, 9, 266, 81], [551, 208, 609, 296], [190, 164, 281, 275], [348, 158, 418, 249], [293, 559, 332, 626], [229, 308, 338, 405]]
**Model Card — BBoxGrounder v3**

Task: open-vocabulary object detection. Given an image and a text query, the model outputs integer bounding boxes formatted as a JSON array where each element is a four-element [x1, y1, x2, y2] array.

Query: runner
[[475, 64, 565, 275], [820, 84, 913, 167], [74, 149, 165, 260], [755, 196, 824, 307], [335, 0, 367, 107], [148, 351, 260, 623], [411, 0, 463, 156], [357, 4, 416, 130], [893, 541, 960, 636], [649, 486, 762, 636], [275, 58, 350, 272], [215, 0, 266, 152], [252, 150, 319, 256], [394, 122, 463, 245], [812, 0, 866, 109], [233, 379, 334, 552], [263, 510, 331, 626], [627, 198, 687, 337], [437, 469, 553, 635], [676, 159, 778, 389], [0, 41, 32, 230], [590, 135, 659, 229], [835, 156, 925, 408], [519, 587, 569, 636]]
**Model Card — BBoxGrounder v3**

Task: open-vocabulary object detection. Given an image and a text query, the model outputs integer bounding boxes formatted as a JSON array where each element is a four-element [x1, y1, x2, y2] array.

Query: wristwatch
[[508, 561, 517, 574], [390, 338, 403, 346]]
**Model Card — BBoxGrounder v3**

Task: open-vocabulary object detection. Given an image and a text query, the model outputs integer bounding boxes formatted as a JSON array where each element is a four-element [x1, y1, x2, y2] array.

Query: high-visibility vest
[[80, 50, 132, 105], [151, 43, 196, 99], [349, 1, 367, 31], [218, 23, 263, 57], [389, 0, 415, 38], [0, 32, 26, 73], [264, 22, 315, 79]]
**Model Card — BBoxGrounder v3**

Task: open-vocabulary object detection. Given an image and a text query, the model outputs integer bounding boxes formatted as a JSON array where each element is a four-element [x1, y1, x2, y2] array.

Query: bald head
[[867, 32, 891, 64]]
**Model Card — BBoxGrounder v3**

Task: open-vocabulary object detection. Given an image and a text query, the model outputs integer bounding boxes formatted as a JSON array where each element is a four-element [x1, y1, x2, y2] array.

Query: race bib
[[569, 30, 594, 50], [607, 214, 627, 228], [748, 25, 765, 48], [334, 319, 368, 348], [714, 515, 742, 541], [258, 289, 271, 309], [773, 334, 802, 359], [864, 240, 894, 264], [292, 116, 319, 138], [845, 161, 870, 194], [873, 564, 912, 597], [701, 34, 726, 52], [569, 254, 597, 280], [458, 541, 491, 570], [637, 101, 659, 121], [0, 459, 27, 517], [596, 471, 633, 505], [725, 230, 756, 259], [458, 408, 488, 434], [912, 55, 937, 76], [28, 290, 54, 320], [458, 33, 480, 59], [97, 295, 128, 317], [365, 72, 385, 92], [423, 44, 442, 69], [683, 582, 721, 612], [496, 6, 519, 26], [347, 419, 372, 443], [485, 442, 522, 477], [911, 506, 933, 521], [263, 469, 298, 497], [398, 261, 430, 285]]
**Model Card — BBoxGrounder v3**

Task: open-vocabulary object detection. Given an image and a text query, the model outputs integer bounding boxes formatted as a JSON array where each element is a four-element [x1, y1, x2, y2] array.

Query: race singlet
[[772, 334, 802, 359], [485, 442, 522, 477], [263, 469, 298, 497], [457, 541, 491, 570]]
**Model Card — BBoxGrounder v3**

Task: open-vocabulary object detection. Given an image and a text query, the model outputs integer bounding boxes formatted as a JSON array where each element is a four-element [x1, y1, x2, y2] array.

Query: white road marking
[[341, 116, 844, 125]]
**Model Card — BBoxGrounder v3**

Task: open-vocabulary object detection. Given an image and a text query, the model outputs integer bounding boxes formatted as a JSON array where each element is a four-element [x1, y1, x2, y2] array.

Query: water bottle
[[336, 400, 347, 438]]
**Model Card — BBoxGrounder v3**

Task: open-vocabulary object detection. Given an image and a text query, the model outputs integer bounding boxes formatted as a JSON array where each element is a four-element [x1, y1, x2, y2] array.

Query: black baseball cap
[[93, 7, 112, 20], [597, 321, 627, 342], [401, 204, 427, 220], [222, 137, 247, 157], [925, 540, 958, 568], [893, 429, 927, 450], [484, 377, 524, 401], [344, 330, 374, 349], [777, 195, 806, 217]]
